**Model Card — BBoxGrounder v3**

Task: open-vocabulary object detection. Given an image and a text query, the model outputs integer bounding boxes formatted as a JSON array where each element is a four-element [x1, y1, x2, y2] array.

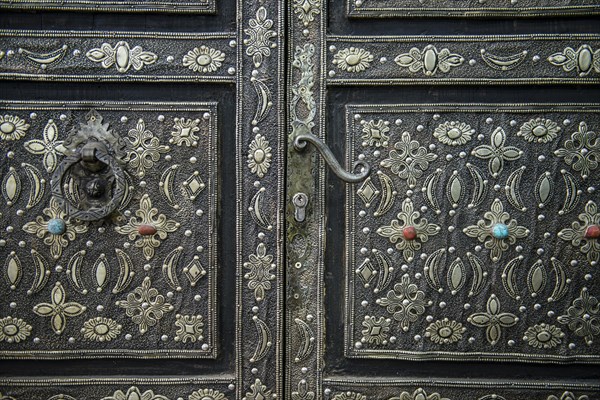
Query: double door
[[0, 1, 599, 399]]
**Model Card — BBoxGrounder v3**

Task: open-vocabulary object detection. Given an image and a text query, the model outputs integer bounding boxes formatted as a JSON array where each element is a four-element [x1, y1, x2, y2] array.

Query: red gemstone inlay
[[585, 225, 600, 239], [138, 224, 157, 236], [403, 226, 417, 241]]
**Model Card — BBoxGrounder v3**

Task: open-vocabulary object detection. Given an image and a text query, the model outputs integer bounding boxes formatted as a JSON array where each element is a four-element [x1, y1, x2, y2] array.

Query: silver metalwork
[[293, 133, 370, 183]]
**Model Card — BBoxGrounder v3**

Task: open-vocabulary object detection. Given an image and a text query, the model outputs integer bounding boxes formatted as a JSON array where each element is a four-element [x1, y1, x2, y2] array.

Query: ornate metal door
[[286, 2, 600, 400], [0, 1, 284, 399], [1, 1, 600, 400]]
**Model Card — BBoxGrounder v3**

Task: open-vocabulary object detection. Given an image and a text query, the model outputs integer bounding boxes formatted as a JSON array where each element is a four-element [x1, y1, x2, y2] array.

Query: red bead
[[138, 224, 157, 236], [403, 226, 417, 241], [585, 225, 600, 239]]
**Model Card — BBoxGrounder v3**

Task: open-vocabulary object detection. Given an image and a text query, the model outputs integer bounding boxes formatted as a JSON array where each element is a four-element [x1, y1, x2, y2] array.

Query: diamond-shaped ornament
[[357, 177, 378, 208], [356, 258, 377, 286], [183, 256, 207, 286], [183, 171, 205, 200]]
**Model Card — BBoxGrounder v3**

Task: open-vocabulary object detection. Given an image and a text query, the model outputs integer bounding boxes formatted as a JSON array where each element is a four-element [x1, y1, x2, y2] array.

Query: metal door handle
[[51, 141, 126, 221], [293, 133, 370, 183]]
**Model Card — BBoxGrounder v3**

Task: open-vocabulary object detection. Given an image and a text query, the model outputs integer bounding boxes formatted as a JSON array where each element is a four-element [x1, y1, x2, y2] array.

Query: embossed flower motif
[[183, 46, 226, 73], [468, 294, 518, 345], [0, 316, 32, 343], [24, 119, 66, 173], [247, 134, 272, 178], [189, 389, 227, 400], [377, 274, 431, 331], [23, 197, 89, 259], [114, 195, 180, 261], [377, 198, 441, 262], [333, 47, 374, 73], [361, 315, 391, 345], [433, 121, 473, 146], [117, 277, 174, 334], [558, 200, 600, 266], [101, 386, 168, 400], [389, 388, 449, 400], [126, 118, 169, 177], [244, 243, 276, 301], [174, 314, 204, 343], [170, 117, 201, 147], [394, 45, 464, 76], [381, 131, 437, 188], [244, 7, 277, 68], [0, 114, 29, 141], [332, 392, 366, 400], [472, 127, 523, 178], [463, 198, 530, 262], [547, 391, 590, 400], [518, 118, 561, 143], [81, 317, 122, 342], [555, 122, 599, 179], [360, 119, 390, 147], [33, 282, 86, 335], [558, 288, 599, 346], [425, 318, 466, 344], [523, 323, 564, 349], [86, 41, 158, 73]]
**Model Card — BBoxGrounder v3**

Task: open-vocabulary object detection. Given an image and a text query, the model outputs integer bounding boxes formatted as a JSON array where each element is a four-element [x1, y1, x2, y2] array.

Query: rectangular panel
[[345, 104, 600, 362], [327, 35, 600, 85], [0, 377, 234, 399], [324, 378, 600, 400], [0, 101, 218, 358], [0, 0, 215, 14], [0, 31, 236, 82], [347, 0, 600, 18]]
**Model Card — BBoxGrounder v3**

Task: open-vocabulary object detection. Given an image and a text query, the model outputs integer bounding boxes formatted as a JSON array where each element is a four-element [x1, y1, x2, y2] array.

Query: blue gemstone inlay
[[492, 223, 509, 239], [48, 218, 66, 235]]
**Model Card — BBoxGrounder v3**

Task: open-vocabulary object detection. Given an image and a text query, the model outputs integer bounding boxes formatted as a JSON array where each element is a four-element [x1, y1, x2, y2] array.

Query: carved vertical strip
[[239, 0, 284, 398]]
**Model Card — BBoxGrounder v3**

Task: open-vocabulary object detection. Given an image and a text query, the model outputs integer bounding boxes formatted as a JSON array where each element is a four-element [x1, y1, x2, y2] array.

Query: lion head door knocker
[[51, 110, 128, 221]]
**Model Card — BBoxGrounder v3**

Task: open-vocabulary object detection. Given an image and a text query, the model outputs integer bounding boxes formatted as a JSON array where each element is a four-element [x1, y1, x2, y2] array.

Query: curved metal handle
[[293, 134, 370, 184], [51, 144, 125, 221]]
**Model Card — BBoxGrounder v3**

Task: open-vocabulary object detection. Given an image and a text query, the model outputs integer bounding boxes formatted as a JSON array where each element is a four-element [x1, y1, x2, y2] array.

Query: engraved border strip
[[327, 34, 600, 85], [0, 0, 215, 14]]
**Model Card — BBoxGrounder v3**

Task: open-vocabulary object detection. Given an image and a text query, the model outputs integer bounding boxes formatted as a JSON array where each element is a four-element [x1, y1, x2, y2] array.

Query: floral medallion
[[381, 131, 437, 188], [558, 200, 600, 266], [333, 47, 373, 73], [81, 317, 122, 342], [183, 46, 225, 73], [360, 119, 390, 147], [425, 319, 466, 344], [377, 197, 440, 262], [247, 134, 272, 178], [23, 197, 89, 259], [101, 386, 168, 400], [0, 316, 32, 343], [558, 288, 599, 346], [0, 114, 29, 141], [33, 282, 86, 335], [518, 118, 561, 143], [463, 198, 529, 262], [361, 315, 391, 345], [468, 294, 518, 345], [117, 277, 174, 334], [433, 121, 473, 146], [114, 195, 180, 261], [555, 122, 599, 179], [243, 243, 276, 301], [377, 274, 431, 331], [523, 323, 564, 349]]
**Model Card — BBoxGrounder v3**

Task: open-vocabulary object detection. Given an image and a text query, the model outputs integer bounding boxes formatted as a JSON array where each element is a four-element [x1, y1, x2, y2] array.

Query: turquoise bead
[[492, 223, 509, 239], [47, 218, 66, 235]]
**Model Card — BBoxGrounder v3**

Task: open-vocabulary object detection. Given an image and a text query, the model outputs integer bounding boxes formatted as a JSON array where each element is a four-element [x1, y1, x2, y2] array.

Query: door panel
[[287, 1, 600, 399], [0, 1, 284, 399]]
